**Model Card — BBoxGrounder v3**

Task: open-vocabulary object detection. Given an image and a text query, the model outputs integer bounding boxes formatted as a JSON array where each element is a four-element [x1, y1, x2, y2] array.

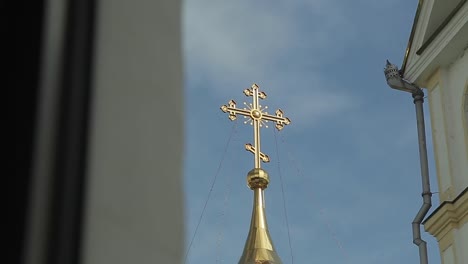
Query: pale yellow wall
[[426, 50, 468, 202], [424, 189, 467, 264], [454, 223, 468, 264], [437, 222, 468, 264], [442, 245, 455, 264], [445, 51, 468, 196], [428, 82, 453, 200], [424, 47, 467, 264]]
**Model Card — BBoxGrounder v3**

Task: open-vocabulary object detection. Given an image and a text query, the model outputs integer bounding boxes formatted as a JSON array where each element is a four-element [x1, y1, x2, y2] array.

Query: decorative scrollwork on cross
[[220, 83, 291, 168]]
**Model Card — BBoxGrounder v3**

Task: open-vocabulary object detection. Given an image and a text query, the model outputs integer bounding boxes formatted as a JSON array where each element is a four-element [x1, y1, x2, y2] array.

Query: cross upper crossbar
[[220, 83, 291, 168]]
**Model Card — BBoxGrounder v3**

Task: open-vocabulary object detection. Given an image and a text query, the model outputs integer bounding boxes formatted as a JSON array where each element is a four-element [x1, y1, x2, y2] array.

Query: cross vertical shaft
[[252, 84, 262, 168], [220, 83, 291, 168], [220, 83, 292, 264]]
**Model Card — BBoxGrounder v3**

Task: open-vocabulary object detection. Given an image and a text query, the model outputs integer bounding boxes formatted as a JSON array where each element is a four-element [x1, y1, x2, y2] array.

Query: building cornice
[[415, 0, 467, 56], [404, 2, 467, 84], [401, 0, 424, 75], [423, 187, 468, 240], [402, 0, 467, 78]]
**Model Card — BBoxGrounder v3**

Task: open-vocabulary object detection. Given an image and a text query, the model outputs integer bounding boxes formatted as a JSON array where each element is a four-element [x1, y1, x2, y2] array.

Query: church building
[[397, 1, 467, 263]]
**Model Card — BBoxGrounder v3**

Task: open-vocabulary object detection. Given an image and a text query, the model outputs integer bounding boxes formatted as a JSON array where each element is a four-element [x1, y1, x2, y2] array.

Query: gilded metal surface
[[220, 84, 290, 264], [238, 186, 282, 264], [247, 168, 270, 189], [220, 84, 291, 169], [245, 144, 270, 163]]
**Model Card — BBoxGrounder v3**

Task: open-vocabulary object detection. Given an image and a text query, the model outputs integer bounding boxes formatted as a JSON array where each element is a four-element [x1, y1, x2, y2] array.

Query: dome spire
[[238, 168, 282, 264], [220, 84, 291, 264]]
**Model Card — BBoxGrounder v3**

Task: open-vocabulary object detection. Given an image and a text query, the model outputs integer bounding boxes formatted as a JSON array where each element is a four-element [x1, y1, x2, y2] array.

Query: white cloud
[[183, 0, 359, 127], [183, 1, 294, 83], [284, 90, 358, 126], [183, 0, 355, 77]]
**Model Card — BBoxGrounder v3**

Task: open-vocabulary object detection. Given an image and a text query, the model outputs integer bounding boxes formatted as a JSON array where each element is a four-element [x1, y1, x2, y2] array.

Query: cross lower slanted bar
[[220, 84, 291, 168]]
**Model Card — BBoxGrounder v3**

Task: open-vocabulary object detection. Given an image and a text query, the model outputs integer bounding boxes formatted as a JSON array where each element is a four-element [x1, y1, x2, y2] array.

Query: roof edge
[[422, 187, 468, 225], [401, 0, 424, 75], [416, 0, 467, 56]]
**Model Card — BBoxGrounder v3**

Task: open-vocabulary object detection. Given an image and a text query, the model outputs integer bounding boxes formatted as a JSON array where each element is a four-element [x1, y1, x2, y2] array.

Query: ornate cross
[[221, 83, 291, 168]]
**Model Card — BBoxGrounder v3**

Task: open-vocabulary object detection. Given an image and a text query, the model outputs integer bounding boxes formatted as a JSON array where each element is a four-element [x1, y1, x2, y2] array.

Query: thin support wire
[[215, 169, 232, 263], [319, 209, 349, 259], [276, 133, 350, 263], [273, 129, 294, 264], [215, 126, 236, 263], [184, 121, 238, 264]]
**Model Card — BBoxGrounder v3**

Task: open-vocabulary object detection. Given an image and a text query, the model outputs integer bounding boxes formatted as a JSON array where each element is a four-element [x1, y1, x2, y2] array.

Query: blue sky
[[182, 1, 441, 263]]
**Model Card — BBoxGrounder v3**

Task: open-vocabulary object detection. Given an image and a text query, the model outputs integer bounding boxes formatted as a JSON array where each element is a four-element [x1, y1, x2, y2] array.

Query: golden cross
[[221, 83, 291, 168]]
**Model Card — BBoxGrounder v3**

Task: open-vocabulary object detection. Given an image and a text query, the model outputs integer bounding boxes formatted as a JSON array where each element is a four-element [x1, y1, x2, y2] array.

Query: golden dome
[[239, 169, 282, 264]]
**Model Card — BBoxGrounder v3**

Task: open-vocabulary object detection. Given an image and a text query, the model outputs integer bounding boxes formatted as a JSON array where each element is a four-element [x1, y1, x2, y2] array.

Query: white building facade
[[401, 1, 468, 264]]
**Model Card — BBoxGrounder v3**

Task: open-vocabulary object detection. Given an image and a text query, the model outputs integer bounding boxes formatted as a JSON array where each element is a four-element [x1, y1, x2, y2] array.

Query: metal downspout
[[411, 91, 432, 264]]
